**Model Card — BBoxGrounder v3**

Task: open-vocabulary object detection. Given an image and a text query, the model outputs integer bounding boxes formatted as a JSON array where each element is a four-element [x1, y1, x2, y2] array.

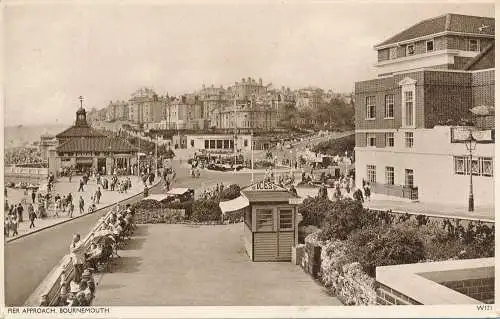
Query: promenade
[[296, 188, 494, 221], [93, 223, 340, 306], [5, 175, 146, 240]]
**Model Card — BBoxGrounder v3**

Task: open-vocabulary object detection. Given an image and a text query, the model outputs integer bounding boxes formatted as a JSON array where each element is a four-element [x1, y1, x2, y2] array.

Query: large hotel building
[[354, 14, 494, 206]]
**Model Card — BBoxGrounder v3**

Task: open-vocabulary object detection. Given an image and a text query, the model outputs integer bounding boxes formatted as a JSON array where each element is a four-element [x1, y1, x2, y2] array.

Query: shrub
[[220, 184, 241, 201], [347, 225, 425, 277], [319, 199, 367, 241], [298, 197, 336, 227], [191, 199, 222, 222]]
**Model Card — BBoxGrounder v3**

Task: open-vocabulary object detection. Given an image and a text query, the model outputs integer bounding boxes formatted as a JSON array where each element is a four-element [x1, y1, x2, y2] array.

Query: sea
[[4, 124, 68, 149]]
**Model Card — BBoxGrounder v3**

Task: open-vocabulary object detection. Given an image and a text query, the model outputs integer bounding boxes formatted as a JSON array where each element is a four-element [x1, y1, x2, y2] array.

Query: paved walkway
[[296, 187, 494, 221], [5, 176, 147, 240], [93, 224, 340, 306]]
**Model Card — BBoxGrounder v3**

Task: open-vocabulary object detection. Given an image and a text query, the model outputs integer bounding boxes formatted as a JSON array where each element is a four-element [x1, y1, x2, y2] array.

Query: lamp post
[[251, 129, 254, 182], [464, 130, 477, 212]]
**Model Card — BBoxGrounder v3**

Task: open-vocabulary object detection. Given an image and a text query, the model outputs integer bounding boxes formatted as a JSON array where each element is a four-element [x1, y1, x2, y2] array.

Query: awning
[[219, 196, 249, 215], [166, 188, 190, 195], [142, 194, 171, 202]]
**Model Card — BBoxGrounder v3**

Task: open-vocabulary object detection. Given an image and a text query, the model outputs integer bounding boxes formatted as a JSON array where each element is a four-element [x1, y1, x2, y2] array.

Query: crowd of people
[[5, 147, 44, 166], [315, 174, 372, 203], [42, 204, 136, 307]]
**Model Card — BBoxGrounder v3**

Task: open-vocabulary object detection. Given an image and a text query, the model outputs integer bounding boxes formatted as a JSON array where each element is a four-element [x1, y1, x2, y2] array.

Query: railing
[[24, 208, 115, 306], [402, 186, 418, 200], [5, 166, 48, 176]]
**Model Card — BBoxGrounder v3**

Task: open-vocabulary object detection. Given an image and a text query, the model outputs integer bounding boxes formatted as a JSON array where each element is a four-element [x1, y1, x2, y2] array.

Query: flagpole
[[155, 135, 158, 176], [251, 129, 254, 182], [234, 98, 237, 172]]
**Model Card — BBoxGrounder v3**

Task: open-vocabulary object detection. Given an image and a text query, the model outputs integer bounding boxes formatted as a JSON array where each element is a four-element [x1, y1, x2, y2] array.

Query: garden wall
[[302, 233, 376, 305]]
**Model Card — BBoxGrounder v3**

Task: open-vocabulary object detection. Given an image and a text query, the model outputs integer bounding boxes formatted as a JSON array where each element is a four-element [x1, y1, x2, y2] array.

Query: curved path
[[5, 181, 162, 306]]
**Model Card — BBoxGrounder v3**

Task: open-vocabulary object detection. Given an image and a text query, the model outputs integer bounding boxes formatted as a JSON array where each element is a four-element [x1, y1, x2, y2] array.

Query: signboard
[[451, 127, 493, 142], [246, 181, 287, 192]]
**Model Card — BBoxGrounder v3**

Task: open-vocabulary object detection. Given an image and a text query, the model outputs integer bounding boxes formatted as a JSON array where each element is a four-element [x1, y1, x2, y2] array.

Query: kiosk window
[[256, 209, 274, 231], [279, 209, 293, 230]]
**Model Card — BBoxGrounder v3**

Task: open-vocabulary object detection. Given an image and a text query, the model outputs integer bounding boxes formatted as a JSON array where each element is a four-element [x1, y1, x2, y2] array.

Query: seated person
[[85, 243, 102, 270], [79, 280, 93, 304]]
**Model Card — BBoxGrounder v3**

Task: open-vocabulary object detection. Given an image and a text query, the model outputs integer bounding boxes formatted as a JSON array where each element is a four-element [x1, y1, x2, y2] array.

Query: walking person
[[70, 234, 85, 283], [364, 183, 371, 202], [68, 169, 73, 183], [79, 196, 85, 214], [95, 187, 102, 205], [31, 189, 36, 203], [78, 178, 84, 192], [10, 214, 18, 236], [17, 203, 24, 223], [29, 204, 37, 229], [68, 200, 74, 218]]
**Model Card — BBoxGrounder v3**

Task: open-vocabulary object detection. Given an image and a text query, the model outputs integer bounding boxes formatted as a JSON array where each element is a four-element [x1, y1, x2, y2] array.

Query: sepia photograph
[[1, 0, 496, 317]]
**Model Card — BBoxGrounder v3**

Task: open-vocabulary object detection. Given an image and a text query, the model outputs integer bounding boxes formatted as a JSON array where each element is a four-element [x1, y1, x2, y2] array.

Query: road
[[4, 161, 266, 306]]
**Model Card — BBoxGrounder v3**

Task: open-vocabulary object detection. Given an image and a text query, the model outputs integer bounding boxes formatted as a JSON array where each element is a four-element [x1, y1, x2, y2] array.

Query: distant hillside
[[4, 124, 68, 149]]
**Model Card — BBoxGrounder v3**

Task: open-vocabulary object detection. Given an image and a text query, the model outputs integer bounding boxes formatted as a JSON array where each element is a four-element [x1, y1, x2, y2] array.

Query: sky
[[2, 1, 494, 126]]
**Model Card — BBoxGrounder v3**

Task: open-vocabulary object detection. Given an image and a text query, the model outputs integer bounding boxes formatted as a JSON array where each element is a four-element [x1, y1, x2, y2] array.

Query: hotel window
[[256, 209, 274, 232], [404, 132, 414, 148], [209, 140, 215, 149], [366, 134, 376, 147], [481, 157, 493, 177], [454, 156, 493, 177], [385, 95, 394, 118], [454, 156, 466, 175], [223, 140, 229, 149], [279, 209, 293, 231], [426, 40, 434, 52], [244, 139, 248, 147], [367, 165, 376, 183], [405, 169, 414, 188], [469, 39, 480, 52], [216, 140, 223, 149], [404, 91, 414, 126], [406, 44, 415, 56], [386, 132, 394, 147], [385, 167, 394, 185], [365, 96, 376, 119], [205, 140, 209, 149]]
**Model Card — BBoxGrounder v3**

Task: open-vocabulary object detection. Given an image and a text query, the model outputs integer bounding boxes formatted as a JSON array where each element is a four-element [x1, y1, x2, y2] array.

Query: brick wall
[[355, 132, 366, 147], [300, 241, 322, 279], [440, 278, 494, 304], [423, 71, 473, 128], [355, 72, 424, 130], [472, 70, 494, 107], [376, 282, 422, 305], [445, 36, 493, 51], [453, 56, 473, 69], [375, 132, 386, 148], [468, 46, 495, 70]]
